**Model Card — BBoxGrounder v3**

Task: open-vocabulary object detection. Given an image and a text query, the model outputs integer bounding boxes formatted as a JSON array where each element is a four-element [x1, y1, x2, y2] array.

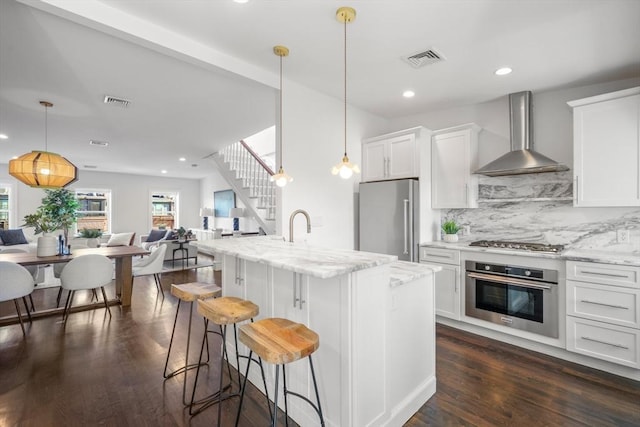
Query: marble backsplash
[[443, 172, 640, 253]]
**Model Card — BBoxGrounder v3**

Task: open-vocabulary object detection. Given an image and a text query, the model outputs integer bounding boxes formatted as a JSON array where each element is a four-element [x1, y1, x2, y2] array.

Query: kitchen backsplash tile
[[443, 172, 640, 253]]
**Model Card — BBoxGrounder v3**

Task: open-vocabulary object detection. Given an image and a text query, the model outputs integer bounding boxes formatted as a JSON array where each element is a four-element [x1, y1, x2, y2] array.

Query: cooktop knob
[[484, 265, 491, 271], [525, 270, 531, 276]]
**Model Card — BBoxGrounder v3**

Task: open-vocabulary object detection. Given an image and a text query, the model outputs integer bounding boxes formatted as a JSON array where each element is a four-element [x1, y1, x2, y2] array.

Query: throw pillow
[[106, 232, 134, 247], [0, 229, 29, 245], [146, 229, 167, 242]]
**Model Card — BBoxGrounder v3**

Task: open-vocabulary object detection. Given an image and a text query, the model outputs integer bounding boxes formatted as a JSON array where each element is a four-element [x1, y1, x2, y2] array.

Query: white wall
[[387, 77, 640, 168], [0, 165, 201, 239], [278, 80, 389, 249]]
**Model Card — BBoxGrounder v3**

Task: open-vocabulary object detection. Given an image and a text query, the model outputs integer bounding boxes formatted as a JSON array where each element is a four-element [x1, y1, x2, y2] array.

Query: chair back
[[133, 244, 167, 276], [60, 254, 114, 291], [0, 261, 35, 301]]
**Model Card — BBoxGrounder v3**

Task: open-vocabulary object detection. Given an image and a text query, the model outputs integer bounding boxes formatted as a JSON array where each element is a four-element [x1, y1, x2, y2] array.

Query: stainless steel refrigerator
[[359, 179, 420, 262]]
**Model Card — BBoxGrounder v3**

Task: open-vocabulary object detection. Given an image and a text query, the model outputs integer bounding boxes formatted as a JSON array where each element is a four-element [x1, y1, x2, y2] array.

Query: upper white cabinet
[[431, 123, 481, 209], [568, 87, 640, 207], [362, 127, 423, 182]]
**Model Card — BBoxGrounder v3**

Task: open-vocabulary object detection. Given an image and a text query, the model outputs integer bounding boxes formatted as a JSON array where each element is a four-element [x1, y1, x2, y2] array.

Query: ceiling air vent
[[84, 165, 98, 169], [103, 95, 131, 108], [89, 140, 109, 147], [402, 48, 445, 68]]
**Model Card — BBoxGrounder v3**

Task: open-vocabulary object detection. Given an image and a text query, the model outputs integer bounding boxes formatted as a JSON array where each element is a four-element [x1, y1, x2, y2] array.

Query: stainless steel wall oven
[[465, 260, 559, 338]]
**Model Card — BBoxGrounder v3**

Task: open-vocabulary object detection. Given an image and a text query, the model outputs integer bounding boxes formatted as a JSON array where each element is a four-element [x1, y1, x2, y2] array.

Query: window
[[0, 183, 16, 230], [150, 191, 178, 230], [75, 189, 111, 233]]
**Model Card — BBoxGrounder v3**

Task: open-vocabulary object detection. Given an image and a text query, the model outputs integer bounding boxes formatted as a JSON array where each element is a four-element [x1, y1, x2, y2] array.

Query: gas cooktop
[[469, 240, 565, 253]]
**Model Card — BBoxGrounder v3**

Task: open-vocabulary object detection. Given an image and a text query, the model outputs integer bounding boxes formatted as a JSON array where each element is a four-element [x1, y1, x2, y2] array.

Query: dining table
[[0, 245, 149, 308]]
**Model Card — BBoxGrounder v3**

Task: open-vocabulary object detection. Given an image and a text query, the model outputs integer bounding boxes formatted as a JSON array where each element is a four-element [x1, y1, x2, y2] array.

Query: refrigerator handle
[[403, 199, 409, 255]]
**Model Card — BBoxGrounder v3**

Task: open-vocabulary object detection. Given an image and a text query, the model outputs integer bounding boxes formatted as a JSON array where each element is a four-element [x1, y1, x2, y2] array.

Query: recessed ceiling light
[[495, 67, 513, 76], [233, 0, 249, 3], [161, 170, 168, 174], [0, 134, 8, 139], [179, 157, 186, 162], [403, 90, 415, 98], [11, 155, 18, 159]]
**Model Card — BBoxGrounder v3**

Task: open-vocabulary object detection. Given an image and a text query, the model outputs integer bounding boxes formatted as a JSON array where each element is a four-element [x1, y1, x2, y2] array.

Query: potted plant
[[176, 226, 187, 241], [22, 210, 62, 256], [79, 227, 103, 248], [40, 188, 79, 246], [22, 188, 79, 256], [442, 219, 461, 243]]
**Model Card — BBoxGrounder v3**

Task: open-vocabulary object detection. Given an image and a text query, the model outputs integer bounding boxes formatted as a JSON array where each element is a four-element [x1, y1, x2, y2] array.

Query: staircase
[[210, 141, 276, 235]]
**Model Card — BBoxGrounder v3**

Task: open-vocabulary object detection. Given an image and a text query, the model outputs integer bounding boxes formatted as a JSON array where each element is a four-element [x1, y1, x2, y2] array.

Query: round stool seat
[[197, 296, 259, 326], [171, 282, 221, 302], [239, 317, 319, 365]]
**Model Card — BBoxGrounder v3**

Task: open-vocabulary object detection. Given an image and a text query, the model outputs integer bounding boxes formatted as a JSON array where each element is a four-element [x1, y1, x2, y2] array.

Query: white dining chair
[[0, 261, 36, 335], [132, 244, 167, 297], [0, 248, 43, 311], [53, 244, 89, 307], [59, 254, 114, 323]]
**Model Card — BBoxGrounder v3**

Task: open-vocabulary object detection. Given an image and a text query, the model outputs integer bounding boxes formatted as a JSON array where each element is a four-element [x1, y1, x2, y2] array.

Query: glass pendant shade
[[331, 154, 360, 179], [270, 166, 293, 187], [9, 150, 77, 188]]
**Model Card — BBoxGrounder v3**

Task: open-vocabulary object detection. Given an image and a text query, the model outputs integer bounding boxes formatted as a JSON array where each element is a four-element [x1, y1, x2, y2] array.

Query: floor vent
[[402, 48, 445, 68], [103, 95, 131, 108]]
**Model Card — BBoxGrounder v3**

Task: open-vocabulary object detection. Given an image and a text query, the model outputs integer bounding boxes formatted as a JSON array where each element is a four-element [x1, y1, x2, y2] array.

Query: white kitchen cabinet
[[431, 123, 481, 209], [566, 260, 640, 368], [362, 126, 424, 182], [420, 246, 461, 320], [568, 87, 640, 207]]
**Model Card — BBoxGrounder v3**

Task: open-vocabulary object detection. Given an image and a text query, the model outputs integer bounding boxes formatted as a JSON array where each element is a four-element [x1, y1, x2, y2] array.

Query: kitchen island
[[194, 236, 440, 427]]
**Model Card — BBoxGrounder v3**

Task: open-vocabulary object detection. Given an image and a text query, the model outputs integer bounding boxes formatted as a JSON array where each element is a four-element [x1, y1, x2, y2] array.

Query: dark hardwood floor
[[1, 254, 639, 426]]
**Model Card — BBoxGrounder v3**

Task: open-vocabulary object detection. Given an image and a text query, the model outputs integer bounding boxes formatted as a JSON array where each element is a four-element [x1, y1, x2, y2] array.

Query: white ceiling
[[1, 0, 639, 179]]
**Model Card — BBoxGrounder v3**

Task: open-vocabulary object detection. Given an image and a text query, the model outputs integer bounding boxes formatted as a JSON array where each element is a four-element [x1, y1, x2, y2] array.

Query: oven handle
[[467, 271, 554, 290]]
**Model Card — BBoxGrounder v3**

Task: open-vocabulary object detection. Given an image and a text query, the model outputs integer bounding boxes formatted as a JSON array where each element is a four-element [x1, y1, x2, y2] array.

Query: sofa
[[139, 232, 198, 264], [0, 228, 38, 254]]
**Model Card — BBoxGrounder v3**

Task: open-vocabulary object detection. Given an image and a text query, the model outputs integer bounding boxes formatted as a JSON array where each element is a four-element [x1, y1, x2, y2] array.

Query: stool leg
[[308, 355, 325, 426], [235, 349, 252, 427], [272, 365, 280, 427], [21, 297, 32, 323], [182, 300, 194, 405], [217, 324, 227, 426], [163, 299, 182, 379], [189, 319, 209, 414], [282, 365, 289, 427]]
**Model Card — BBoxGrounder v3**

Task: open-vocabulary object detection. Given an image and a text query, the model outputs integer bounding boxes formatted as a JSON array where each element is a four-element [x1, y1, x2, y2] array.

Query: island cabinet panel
[[217, 249, 436, 427]]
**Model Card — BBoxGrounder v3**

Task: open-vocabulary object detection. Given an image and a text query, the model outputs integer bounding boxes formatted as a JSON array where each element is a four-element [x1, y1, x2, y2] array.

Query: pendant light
[[270, 45, 293, 187], [9, 101, 77, 188], [331, 6, 360, 180]]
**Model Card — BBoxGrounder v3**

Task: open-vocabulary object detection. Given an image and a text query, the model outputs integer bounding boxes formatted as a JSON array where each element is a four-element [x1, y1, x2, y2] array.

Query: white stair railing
[[213, 141, 276, 234]]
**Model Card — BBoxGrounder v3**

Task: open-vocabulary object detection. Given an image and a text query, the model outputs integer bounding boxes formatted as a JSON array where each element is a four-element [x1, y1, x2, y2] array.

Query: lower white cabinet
[[420, 246, 461, 320], [566, 260, 640, 368], [566, 316, 640, 368]]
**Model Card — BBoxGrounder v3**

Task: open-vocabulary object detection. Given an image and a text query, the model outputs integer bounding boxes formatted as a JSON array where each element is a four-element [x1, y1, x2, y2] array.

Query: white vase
[[86, 238, 99, 248], [443, 233, 459, 243], [37, 233, 58, 256]]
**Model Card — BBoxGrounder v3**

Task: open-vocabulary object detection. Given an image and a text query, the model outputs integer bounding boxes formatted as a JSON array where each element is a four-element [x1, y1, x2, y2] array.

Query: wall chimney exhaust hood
[[474, 91, 568, 176]]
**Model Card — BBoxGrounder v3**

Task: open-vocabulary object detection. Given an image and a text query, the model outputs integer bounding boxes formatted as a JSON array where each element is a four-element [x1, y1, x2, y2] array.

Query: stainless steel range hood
[[474, 91, 568, 176]]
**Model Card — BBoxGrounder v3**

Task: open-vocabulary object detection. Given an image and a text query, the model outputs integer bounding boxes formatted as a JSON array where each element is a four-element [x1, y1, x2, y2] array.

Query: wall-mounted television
[[214, 189, 236, 218]]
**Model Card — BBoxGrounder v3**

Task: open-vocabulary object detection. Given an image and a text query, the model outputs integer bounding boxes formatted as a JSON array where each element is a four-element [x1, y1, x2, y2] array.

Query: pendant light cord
[[44, 103, 48, 152], [279, 53, 283, 170], [343, 18, 347, 157]]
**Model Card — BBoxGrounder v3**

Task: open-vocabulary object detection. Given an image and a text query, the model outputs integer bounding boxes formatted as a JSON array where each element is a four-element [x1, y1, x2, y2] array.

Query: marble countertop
[[389, 261, 441, 287], [194, 236, 397, 279], [419, 240, 640, 267]]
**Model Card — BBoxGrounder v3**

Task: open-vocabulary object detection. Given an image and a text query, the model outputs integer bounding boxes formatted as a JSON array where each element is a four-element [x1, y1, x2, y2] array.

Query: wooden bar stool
[[236, 317, 325, 427], [163, 282, 221, 406], [191, 296, 271, 423]]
